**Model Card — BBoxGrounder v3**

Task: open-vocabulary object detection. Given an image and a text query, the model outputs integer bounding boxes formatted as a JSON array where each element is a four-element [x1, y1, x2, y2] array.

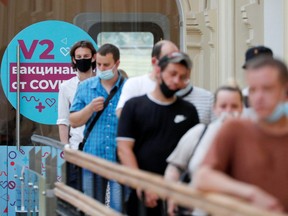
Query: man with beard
[[117, 52, 199, 215], [116, 40, 214, 124]]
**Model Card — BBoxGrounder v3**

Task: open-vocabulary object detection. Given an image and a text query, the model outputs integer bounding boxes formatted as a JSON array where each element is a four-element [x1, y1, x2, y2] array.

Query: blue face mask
[[97, 65, 115, 80], [265, 102, 288, 122]]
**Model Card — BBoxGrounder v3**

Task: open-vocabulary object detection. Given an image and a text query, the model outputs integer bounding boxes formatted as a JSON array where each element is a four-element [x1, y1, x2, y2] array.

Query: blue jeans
[[82, 169, 122, 212]]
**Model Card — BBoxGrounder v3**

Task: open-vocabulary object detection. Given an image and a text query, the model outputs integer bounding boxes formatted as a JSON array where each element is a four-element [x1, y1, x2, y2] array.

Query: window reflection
[[97, 32, 154, 77]]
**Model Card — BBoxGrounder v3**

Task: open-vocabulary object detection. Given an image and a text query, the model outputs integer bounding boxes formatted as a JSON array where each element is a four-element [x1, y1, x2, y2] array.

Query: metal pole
[[16, 45, 20, 150]]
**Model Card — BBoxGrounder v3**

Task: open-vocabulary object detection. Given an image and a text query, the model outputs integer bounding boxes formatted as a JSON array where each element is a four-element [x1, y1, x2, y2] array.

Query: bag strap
[[186, 124, 208, 163], [79, 76, 124, 150]]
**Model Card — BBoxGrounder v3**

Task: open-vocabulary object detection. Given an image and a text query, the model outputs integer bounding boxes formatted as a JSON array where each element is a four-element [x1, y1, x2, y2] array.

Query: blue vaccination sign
[[0, 20, 97, 124]]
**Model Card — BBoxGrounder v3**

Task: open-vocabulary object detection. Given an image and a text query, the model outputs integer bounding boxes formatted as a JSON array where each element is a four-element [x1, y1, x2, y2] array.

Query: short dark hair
[[70, 40, 97, 70], [245, 56, 288, 85], [158, 52, 192, 72], [214, 85, 243, 104], [97, 43, 120, 62]]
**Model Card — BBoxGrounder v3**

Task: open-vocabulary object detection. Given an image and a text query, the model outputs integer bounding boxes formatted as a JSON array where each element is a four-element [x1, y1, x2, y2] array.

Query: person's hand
[[136, 188, 159, 208], [248, 186, 284, 212], [90, 96, 105, 112]]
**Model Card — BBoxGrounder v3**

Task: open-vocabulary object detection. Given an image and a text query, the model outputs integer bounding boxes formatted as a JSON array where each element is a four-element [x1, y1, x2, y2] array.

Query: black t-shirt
[[117, 94, 199, 175]]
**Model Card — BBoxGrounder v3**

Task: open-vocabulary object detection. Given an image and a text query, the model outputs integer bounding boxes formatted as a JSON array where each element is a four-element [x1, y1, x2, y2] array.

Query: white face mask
[[97, 65, 115, 80], [219, 111, 241, 121]]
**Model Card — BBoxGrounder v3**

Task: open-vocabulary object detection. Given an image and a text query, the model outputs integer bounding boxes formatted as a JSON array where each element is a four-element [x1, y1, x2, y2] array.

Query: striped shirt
[[178, 85, 215, 124]]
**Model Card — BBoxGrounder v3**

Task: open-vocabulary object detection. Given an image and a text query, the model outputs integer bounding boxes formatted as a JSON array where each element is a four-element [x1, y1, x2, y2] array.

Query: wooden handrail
[[63, 148, 287, 216], [54, 182, 122, 216]]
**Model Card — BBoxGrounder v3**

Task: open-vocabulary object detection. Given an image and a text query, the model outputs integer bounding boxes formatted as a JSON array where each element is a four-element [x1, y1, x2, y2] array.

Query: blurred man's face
[[96, 53, 118, 71], [159, 63, 190, 91], [246, 66, 286, 120]]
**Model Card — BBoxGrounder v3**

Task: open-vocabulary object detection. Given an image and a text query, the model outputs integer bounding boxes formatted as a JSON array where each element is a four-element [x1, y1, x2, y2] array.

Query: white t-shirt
[[167, 118, 223, 175], [116, 73, 156, 110], [57, 76, 84, 149]]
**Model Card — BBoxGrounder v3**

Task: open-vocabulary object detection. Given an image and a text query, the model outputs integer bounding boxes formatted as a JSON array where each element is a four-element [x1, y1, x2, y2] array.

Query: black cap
[[242, 46, 273, 69], [158, 52, 192, 70]]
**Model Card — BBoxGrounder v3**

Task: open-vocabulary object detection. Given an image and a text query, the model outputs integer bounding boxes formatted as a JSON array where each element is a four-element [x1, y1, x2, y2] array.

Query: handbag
[[78, 76, 124, 151], [179, 124, 208, 183], [173, 125, 208, 216], [70, 76, 124, 190]]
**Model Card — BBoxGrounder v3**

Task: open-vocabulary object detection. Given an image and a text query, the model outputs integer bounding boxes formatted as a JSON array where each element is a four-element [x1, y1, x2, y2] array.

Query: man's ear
[[151, 56, 158, 66], [154, 64, 161, 79], [92, 53, 97, 62], [115, 60, 120, 68]]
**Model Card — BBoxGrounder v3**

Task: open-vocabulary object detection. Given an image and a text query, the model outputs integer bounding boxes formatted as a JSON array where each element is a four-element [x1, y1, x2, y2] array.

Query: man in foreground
[[194, 57, 288, 213]]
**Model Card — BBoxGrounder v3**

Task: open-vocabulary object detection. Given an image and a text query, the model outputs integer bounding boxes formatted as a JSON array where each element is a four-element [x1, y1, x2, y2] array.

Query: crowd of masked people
[[57, 40, 288, 215]]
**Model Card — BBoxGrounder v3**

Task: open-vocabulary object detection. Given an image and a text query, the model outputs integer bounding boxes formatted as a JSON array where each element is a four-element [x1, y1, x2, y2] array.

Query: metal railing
[[63, 147, 287, 216], [25, 134, 287, 216]]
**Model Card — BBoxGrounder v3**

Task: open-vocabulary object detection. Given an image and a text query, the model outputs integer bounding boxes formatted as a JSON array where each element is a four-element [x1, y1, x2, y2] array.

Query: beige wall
[[182, 0, 264, 91], [285, 1, 288, 64], [234, 0, 264, 88], [182, 0, 218, 90]]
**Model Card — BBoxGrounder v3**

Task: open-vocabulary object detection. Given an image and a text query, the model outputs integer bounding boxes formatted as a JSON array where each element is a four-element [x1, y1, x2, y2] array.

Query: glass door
[[0, 0, 180, 215]]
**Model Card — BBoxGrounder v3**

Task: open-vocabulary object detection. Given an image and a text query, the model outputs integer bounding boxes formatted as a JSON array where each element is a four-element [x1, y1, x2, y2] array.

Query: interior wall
[[264, 0, 284, 59], [182, 0, 265, 91], [234, 0, 264, 88], [182, 0, 218, 91], [285, 1, 288, 64], [1, 0, 285, 92]]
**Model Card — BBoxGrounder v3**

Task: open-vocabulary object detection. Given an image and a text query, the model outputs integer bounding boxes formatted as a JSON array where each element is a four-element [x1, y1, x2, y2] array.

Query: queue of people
[[193, 57, 288, 213], [56, 40, 288, 215]]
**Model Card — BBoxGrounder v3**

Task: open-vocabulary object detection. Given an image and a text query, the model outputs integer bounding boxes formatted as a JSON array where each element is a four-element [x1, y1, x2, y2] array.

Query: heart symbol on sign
[[45, 98, 56, 107], [60, 47, 70, 56], [0, 181, 8, 189]]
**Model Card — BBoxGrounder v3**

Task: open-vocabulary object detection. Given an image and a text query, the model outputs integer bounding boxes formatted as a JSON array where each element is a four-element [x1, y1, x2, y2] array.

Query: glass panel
[[98, 32, 154, 77], [9, 142, 64, 215], [0, 0, 179, 143], [14, 165, 46, 215], [0, 1, 180, 215]]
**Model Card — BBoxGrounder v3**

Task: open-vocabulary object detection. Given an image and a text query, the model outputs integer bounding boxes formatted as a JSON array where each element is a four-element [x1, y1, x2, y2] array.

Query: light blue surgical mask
[[265, 102, 288, 123], [97, 65, 115, 80]]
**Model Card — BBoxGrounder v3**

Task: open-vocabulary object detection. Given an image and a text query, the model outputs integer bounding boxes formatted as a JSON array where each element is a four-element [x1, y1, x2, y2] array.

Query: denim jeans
[[82, 169, 122, 212]]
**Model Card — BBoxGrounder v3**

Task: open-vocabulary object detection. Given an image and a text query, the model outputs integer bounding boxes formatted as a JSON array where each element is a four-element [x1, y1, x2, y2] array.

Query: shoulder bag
[[78, 76, 124, 151]]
